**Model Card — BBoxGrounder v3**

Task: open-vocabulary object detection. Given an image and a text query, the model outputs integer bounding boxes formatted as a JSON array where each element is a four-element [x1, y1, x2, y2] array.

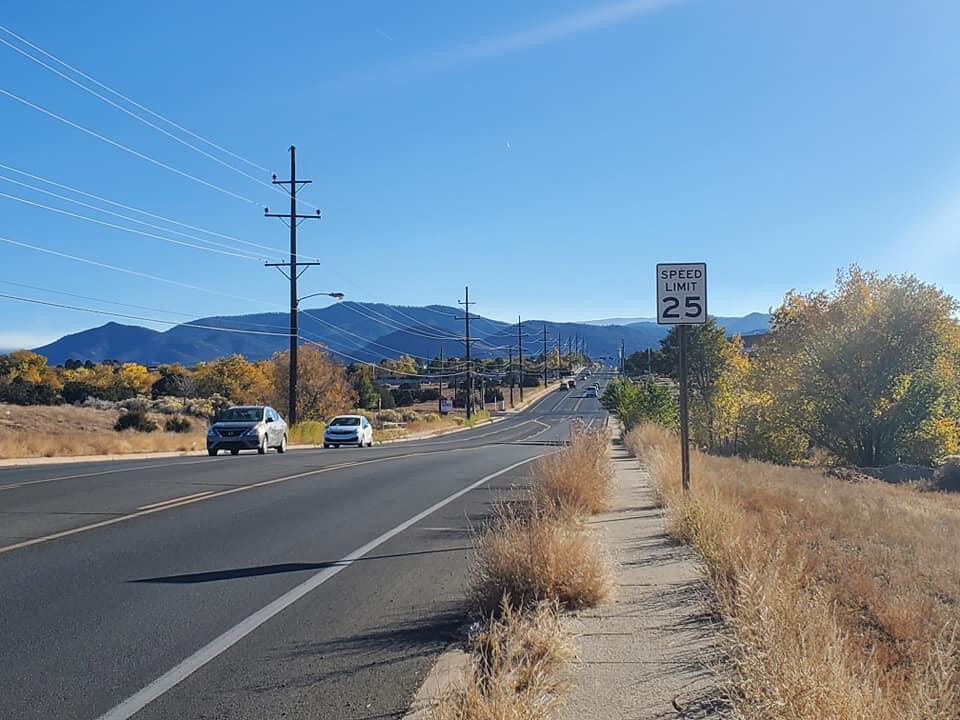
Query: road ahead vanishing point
[[0, 378, 609, 720]]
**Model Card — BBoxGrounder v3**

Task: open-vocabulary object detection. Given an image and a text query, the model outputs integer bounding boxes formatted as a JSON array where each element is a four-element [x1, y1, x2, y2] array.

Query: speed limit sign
[[656, 263, 707, 325]]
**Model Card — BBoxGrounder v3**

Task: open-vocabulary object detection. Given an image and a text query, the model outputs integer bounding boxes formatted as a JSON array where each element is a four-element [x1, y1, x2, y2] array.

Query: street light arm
[[297, 291, 345, 304]]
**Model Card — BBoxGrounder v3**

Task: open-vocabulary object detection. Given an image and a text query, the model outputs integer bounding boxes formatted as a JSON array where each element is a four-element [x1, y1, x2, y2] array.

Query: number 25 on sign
[[656, 262, 707, 325]]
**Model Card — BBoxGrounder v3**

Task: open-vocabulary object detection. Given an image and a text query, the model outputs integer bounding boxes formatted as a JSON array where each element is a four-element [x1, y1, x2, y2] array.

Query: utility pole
[[542, 324, 548, 388], [508, 347, 514, 407], [679, 325, 691, 492], [517, 315, 524, 402], [457, 287, 475, 419], [264, 145, 321, 426], [438, 345, 444, 414], [620, 338, 625, 377]]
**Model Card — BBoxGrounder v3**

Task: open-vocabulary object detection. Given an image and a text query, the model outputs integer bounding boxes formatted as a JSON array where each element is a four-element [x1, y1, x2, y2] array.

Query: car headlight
[[207, 427, 218, 437], [243, 425, 263, 437]]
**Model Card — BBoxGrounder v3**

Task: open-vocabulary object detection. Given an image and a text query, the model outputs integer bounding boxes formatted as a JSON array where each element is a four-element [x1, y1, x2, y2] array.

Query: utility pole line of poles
[[438, 345, 444, 414], [508, 347, 514, 407], [264, 145, 321, 426], [457, 287, 475, 419], [542, 324, 548, 388], [517, 315, 524, 403]]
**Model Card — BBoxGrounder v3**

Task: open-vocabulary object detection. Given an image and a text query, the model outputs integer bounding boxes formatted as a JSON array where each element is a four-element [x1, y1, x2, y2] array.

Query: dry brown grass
[[0, 403, 206, 459], [470, 501, 610, 615], [469, 429, 613, 614], [531, 428, 614, 517], [429, 597, 574, 720], [626, 423, 960, 720]]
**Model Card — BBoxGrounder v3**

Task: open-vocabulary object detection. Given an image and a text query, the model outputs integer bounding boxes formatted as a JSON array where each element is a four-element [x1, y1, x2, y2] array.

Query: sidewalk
[[557, 425, 724, 719]]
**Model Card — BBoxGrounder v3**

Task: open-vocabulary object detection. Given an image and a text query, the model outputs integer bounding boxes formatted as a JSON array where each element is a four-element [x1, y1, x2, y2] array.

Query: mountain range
[[29, 302, 771, 366]]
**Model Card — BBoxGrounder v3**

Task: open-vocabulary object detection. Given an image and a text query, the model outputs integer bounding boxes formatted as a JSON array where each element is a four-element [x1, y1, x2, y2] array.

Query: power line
[[0, 24, 271, 174], [0, 235, 266, 303], [0, 292, 293, 337], [0, 190, 264, 260], [0, 174, 269, 259], [0, 86, 258, 204], [0, 162, 317, 261], [0, 279, 293, 334], [0, 26, 323, 215]]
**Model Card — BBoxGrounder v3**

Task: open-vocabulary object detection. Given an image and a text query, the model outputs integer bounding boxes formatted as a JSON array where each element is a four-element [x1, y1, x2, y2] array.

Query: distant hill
[[27, 303, 771, 366]]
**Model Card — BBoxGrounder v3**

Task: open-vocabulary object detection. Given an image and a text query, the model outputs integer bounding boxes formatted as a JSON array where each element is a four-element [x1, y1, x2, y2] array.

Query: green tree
[[601, 377, 677, 431], [348, 365, 380, 409], [753, 267, 960, 466], [658, 319, 739, 449]]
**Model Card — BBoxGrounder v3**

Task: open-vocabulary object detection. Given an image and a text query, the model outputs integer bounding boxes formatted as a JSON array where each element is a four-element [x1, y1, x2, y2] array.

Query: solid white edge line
[[95, 454, 545, 720]]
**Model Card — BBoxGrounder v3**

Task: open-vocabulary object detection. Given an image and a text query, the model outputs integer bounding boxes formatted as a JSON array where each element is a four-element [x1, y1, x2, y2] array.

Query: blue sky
[[2, 0, 960, 349]]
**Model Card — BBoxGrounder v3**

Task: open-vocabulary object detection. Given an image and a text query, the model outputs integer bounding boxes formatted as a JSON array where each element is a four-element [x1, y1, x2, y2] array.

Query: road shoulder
[[556, 425, 724, 719]]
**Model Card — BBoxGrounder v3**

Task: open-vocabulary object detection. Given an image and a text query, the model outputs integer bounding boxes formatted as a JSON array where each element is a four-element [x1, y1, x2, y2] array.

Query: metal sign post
[[657, 263, 707, 494]]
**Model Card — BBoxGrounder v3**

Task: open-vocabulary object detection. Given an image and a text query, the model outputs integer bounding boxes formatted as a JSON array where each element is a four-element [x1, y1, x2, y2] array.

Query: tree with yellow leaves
[[269, 345, 356, 422], [751, 267, 960, 466]]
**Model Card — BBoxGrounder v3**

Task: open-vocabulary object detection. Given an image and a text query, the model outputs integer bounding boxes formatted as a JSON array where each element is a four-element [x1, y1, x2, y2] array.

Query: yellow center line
[[0, 443, 518, 557], [0, 455, 419, 557], [137, 491, 216, 511]]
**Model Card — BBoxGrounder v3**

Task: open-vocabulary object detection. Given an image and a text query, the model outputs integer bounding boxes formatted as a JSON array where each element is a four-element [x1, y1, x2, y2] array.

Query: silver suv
[[207, 405, 288, 456]]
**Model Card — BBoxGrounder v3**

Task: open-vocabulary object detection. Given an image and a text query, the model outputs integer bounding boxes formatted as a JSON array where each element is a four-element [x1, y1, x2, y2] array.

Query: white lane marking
[[573, 396, 585, 413], [94, 454, 546, 720], [523, 420, 554, 442], [0, 458, 221, 492], [419, 419, 534, 446], [137, 491, 215, 511]]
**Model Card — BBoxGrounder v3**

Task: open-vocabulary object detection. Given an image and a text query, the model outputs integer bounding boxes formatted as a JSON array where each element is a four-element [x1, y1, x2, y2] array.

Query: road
[[0, 373, 611, 720]]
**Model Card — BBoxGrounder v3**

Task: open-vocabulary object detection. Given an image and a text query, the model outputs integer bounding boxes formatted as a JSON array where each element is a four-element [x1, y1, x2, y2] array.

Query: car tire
[[230, 449, 240, 456], [334, 444, 340, 449], [258, 437, 267, 455], [208, 448, 218, 456], [277, 435, 287, 453], [323, 443, 330, 449]]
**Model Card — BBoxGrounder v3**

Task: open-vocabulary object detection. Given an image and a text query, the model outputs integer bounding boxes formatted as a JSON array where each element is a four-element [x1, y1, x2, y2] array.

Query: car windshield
[[219, 407, 263, 422], [330, 417, 361, 426]]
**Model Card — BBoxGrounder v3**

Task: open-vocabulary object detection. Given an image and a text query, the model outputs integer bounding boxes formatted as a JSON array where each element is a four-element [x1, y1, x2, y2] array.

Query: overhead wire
[[0, 174, 272, 259], [0, 86, 258, 204], [0, 292, 293, 337], [0, 26, 323, 213], [0, 24, 271, 174], [0, 162, 320, 262], [0, 190, 264, 261]]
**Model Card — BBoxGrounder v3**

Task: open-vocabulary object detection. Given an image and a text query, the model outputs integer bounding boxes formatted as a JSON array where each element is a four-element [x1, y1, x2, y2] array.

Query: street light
[[297, 291, 345, 307]]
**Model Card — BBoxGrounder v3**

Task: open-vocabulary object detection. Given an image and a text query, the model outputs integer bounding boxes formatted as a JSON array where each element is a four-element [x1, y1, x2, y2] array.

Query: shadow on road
[[128, 546, 473, 584]]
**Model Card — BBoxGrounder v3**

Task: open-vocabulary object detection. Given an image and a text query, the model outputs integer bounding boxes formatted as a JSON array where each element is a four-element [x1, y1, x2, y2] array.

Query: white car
[[323, 415, 374, 448]]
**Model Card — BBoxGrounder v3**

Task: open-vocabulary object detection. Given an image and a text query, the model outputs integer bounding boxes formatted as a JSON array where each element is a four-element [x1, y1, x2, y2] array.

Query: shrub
[[420, 412, 440, 423], [934, 455, 960, 492], [288, 421, 324, 445], [61, 380, 99, 405], [114, 411, 158, 433], [151, 396, 186, 415], [400, 409, 419, 422], [164, 416, 192, 433], [531, 428, 614, 517], [120, 397, 150, 414], [470, 502, 609, 614], [81, 397, 118, 411], [430, 598, 572, 720], [377, 408, 402, 423]]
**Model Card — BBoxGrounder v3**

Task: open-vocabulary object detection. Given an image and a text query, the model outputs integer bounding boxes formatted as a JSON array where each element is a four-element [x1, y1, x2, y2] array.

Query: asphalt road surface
[[0, 373, 611, 720]]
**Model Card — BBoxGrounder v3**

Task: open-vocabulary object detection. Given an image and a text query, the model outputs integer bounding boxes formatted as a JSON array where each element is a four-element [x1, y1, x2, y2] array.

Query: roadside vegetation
[[628, 423, 960, 720], [0, 403, 206, 458], [627, 267, 960, 471], [429, 427, 614, 719]]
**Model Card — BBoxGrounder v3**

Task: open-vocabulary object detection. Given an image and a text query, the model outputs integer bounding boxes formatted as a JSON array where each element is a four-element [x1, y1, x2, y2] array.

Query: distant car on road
[[567, 379, 576, 389], [207, 405, 287, 456], [324, 415, 374, 448], [585, 386, 599, 398]]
